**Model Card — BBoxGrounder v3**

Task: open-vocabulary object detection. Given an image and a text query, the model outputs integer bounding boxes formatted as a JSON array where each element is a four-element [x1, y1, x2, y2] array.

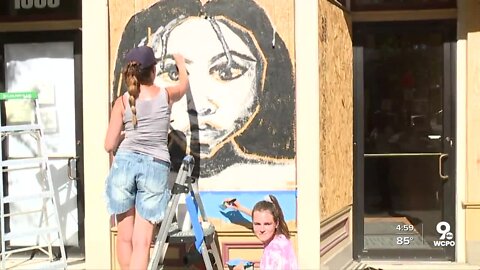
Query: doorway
[[0, 30, 84, 256], [353, 21, 456, 260]]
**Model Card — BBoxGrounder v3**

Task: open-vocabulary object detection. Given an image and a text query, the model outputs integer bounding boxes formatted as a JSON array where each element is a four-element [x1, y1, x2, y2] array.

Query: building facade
[[0, 0, 479, 269]]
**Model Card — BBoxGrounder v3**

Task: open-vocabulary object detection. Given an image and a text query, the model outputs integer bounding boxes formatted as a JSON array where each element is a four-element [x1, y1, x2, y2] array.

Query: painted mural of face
[[154, 17, 259, 158]]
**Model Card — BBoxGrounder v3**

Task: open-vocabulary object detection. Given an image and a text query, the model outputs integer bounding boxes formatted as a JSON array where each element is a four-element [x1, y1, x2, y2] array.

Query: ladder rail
[[0, 91, 67, 269], [188, 182, 223, 267], [0, 150, 5, 269], [185, 192, 214, 270], [0, 92, 8, 269], [190, 181, 208, 222], [148, 155, 223, 270], [148, 157, 192, 269], [32, 95, 67, 264]]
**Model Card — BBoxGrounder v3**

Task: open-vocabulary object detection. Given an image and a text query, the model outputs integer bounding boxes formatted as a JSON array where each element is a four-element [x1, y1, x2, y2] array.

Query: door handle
[[438, 153, 448, 180], [68, 156, 79, 181]]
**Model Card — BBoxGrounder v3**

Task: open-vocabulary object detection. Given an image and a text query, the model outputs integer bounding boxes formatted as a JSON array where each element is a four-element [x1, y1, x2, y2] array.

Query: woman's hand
[[223, 198, 252, 217], [173, 53, 185, 65], [223, 198, 239, 210], [166, 53, 190, 105]]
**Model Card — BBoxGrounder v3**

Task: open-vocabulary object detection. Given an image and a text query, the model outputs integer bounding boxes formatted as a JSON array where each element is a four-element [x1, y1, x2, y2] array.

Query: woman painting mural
[[112, 0, 295, 189]]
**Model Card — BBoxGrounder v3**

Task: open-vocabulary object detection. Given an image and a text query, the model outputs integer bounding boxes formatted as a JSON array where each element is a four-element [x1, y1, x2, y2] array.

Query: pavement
[[346, 260, 480, 270]]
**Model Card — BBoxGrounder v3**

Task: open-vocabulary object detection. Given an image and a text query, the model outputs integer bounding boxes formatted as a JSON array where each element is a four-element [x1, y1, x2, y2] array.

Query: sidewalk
[[4, 258, 85, 269], [349, 261, 480, 270]]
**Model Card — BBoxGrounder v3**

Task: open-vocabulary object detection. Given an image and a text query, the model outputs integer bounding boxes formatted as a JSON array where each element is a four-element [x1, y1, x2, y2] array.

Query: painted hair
[[252, 195, 290, 239], [112, 0, 295, 175], [121, 61, 154, 127]]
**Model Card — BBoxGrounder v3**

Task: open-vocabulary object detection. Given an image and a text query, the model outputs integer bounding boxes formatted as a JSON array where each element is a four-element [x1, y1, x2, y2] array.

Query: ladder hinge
[[171, 183, 189, 194], [187, 176, 196, 184]]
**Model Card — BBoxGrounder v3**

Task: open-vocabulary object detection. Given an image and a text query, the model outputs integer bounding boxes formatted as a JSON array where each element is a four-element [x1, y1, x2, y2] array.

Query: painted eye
[[209, 61, 247, 81], [209, 51, 256, 82]]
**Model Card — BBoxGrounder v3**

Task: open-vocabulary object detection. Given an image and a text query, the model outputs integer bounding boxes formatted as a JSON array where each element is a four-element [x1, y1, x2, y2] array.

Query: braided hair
[[122, 61, 155, 127]]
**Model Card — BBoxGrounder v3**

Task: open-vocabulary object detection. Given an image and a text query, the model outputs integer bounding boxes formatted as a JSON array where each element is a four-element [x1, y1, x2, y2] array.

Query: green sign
[[0, 91, 38, 100]]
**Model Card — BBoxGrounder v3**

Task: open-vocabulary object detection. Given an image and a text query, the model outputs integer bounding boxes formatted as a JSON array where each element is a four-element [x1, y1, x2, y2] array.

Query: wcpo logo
[[433, 221, 456, 247]]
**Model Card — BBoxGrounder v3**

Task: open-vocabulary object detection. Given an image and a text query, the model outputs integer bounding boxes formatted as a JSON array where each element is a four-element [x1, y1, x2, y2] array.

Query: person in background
[[104, 46, 189, 270], [224, 195, 298, 270]]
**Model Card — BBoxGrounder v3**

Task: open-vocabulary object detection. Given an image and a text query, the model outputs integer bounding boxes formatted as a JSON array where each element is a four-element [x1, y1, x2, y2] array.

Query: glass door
[[0, 31, 84, 256], [353, 21, 456, 260]]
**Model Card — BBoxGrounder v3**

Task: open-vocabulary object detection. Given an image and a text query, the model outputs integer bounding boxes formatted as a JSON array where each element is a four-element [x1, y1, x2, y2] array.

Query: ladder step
[[3, 191, 53, 204], [3, 227, 61, 242], [3, 242, 59, 256], [0, 124, 42, 133], [1, 157, 47, 167], [166, 222, 216, 244], [25, 259, 67, 270]]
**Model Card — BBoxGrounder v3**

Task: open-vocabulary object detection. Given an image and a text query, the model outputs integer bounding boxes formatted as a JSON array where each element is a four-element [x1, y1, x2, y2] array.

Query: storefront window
[[351, 0, 456, 11]]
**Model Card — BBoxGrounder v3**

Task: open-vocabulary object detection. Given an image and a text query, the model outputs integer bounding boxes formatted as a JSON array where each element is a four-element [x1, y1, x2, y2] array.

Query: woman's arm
[[104, 96, 125, 153], [166, 54, 189, 105]]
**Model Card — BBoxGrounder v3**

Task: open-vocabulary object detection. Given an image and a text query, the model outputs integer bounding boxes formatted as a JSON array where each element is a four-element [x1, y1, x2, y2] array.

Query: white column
[[456, 0, 467, 263], [82, 0, 111, 269], [295, 0, 321, 269]]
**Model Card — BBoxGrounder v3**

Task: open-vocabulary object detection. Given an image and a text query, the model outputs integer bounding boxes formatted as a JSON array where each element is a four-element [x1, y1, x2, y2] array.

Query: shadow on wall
[[219, 210, 252, 229]]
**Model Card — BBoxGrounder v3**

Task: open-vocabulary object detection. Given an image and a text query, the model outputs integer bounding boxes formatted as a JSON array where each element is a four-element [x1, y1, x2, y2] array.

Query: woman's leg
[[129, 212, 155, 270], [116, 208, 135, 270]]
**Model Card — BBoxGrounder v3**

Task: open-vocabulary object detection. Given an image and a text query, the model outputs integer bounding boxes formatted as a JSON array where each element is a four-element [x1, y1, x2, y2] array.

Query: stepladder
[[0, 91, 67, 269], [148, 155, 223, 270]]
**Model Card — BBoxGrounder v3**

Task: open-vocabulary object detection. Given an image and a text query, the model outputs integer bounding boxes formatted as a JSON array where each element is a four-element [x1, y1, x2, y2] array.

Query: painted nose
[[196, 98, 218, 116], [197, 106, 215, 116], [188, 74, 219, 116], [185, 95, 217, 116]]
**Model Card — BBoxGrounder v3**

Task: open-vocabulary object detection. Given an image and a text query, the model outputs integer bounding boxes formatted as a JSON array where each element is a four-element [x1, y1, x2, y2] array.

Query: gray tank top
[[118, 90, 171, 163]]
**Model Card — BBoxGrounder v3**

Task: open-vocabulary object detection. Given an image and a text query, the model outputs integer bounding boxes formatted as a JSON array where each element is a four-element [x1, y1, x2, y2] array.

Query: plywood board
[[107, 0, 297, 231], [318, 0, 354, 219]]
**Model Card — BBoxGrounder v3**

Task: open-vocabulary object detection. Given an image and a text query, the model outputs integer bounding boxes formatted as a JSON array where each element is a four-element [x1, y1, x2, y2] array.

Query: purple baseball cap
[[125, 46, 157, 68]]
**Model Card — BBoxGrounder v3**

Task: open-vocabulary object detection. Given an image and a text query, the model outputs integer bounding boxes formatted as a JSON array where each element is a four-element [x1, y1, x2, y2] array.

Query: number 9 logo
[[436, 221, 450, 240]]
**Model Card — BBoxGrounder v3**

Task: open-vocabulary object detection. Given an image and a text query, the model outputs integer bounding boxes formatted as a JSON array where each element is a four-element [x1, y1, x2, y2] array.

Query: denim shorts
[[105, 150, 171, 224]]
